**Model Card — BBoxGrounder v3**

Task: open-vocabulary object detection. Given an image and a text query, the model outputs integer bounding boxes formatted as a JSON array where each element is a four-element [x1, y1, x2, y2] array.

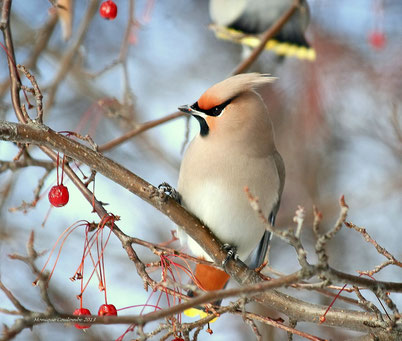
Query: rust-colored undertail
[[195, 264, 230, 291]]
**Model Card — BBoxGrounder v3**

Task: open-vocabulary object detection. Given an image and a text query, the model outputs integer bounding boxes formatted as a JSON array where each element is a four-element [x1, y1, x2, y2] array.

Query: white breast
[[178, 149, 279, 262]]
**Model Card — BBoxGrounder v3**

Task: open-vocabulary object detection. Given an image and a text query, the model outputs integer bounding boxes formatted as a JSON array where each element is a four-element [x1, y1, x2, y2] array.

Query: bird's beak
[[178, 104, 193, 114], [178, 104, 206, 118]]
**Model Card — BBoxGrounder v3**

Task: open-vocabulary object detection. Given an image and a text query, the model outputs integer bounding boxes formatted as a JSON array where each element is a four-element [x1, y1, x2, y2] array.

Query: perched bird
[[209, 0, 315, 61], [177, 73, 285, 295]]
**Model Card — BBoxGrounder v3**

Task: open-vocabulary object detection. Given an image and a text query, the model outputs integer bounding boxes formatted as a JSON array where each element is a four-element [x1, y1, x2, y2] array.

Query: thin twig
[[45, 0, 99, 110], [345, 221, 402, 275], [233, 311, 325, 341], [315, 196, 349, 266], [245, 317, 262, 341], [0, 158, 53, 172], [17, 64, 43, 123], [98, 111, 184, 152], [352, 286, 384, 321], [0, 280, 29, 315]]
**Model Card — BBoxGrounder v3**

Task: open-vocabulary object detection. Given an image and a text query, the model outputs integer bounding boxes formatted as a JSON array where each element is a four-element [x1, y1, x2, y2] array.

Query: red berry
[[368, 31, 386, 50], [48, 184, 69, 207], [98, 304, 118, 316], [73, 308, 92, 329], [99, 1, 118, 20], [172, 338, 184, 341]]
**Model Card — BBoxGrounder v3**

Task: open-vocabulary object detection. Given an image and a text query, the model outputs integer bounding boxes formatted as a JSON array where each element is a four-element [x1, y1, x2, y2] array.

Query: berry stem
[[60, 154, 66, 185], [77, 215, 115, 297], [56, 152, 60, 186], [33, 221, 89, 285], [320, 283, 348, 323], [101, 226, 108, 304]]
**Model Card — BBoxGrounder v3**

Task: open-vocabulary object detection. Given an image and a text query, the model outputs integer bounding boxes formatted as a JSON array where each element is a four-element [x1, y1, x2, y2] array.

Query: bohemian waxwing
[[177, 73, 285, 293], [209, 0, 315, 60]]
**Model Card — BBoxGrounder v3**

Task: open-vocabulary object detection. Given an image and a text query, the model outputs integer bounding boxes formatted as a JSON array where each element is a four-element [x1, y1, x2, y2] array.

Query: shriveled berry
[[48, 184, 69, 207], [99, 1, 118, 20], [73, 308, 91, 329], [98, 304, 117, 316]]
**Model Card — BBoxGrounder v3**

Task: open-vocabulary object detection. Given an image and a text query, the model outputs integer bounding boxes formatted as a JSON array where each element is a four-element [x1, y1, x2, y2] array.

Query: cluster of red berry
[[45, 152, 119, 330], [73, 304, 118, 329]]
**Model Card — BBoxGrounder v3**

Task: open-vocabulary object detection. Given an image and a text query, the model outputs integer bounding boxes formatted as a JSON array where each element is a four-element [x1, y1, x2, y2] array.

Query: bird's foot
[[157, 182, 181, 203], [221, 243, 238, 268]]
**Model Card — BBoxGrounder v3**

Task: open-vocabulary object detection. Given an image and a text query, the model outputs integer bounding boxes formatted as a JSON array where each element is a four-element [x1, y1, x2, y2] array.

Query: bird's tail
[[184, 264, 230, 321], [210, 25, 316, 61], [194, 263, 230, 291]]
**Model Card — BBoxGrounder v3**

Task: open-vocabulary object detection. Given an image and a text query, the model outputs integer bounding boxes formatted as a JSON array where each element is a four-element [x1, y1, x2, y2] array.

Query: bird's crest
[[198, 73, 276, 110]]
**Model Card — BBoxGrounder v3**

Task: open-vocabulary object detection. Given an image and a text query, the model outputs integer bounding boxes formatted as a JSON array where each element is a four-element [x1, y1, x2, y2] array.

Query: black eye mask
[[191, 98, 233, 117]]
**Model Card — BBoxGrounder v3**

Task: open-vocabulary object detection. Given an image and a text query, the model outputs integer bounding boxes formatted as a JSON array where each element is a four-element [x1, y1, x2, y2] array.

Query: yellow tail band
[[184, 308, 218, 323], [212, 26, 316, 61]]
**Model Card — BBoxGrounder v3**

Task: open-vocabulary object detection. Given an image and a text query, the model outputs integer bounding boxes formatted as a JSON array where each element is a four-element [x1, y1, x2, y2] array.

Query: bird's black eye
[[203, 99, 232, 117]]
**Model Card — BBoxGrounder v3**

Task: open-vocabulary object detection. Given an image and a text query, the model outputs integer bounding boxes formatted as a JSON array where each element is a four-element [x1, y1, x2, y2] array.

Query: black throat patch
[[193, 116, 209, 136]]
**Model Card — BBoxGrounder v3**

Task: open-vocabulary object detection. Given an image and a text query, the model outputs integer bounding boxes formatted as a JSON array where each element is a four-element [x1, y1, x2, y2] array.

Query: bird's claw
[[157, 182, 181, 203], [222, 243, 238, 268]]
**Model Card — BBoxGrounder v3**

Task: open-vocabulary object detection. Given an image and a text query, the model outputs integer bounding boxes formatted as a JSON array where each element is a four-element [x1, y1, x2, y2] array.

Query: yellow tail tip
[[212, 26, 316, 61], [184, 308, 218, 323]]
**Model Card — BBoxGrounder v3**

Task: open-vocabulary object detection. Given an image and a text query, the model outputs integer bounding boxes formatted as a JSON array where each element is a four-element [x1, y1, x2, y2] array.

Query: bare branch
[[0, 280, 29, 315], [45, 0, 99, 110], [98, 111, 184, 152], [17, 65, 43, 123], [0, 158, 53, 172], [345, 221, 402, 275], [315, 196, 349, 267]]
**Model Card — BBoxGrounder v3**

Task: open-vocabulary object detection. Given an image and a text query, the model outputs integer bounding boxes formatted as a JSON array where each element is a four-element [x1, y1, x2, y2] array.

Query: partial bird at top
[[209, 0, 316, 61]]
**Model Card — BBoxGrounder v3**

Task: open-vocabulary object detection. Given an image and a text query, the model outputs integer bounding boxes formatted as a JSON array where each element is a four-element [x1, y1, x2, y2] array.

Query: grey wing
[[247, 151, 285, 269], [228, 0, 311, 47], [247, 225, 271, 269]]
